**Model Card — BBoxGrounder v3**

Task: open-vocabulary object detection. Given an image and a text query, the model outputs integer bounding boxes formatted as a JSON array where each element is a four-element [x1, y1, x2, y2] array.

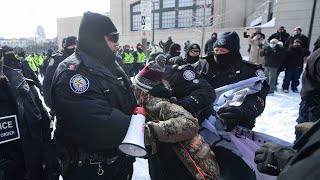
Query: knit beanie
[[134, 54, 166, 92], [213, 31, 240, 53]]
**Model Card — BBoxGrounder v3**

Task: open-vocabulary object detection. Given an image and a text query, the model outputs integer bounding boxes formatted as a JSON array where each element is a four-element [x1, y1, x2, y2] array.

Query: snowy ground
[[44, 70, 300, 180], [132, 71, 301, 180]]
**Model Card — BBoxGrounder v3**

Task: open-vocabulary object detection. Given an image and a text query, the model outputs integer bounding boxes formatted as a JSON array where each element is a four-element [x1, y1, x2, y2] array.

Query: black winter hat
[[213, 31, 240, 53], [63, 36, 77, 48], [77, 11, 118, 62], [186, 43, 201, 54], [169, 43, 181, 55]]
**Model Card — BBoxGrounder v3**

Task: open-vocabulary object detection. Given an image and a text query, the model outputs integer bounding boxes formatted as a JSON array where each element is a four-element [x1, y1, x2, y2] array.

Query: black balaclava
[[124, 45, 130, 53], [186, 43, 201, 64], [63, 36, 77, 56], [169, 43, 181, 57], [77, 11, 117, 67], [2, 46, 20, 69], [212, 31, 242, 69], [136, 43, 143, 53]]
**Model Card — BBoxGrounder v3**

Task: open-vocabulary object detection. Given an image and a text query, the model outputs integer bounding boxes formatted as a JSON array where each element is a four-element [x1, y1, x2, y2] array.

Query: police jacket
[[1, 66, 52, 180], [301, 48, 320, 98], [277, 120, 320, 180], [164, 64, 216, 122], [43, 51, 70, 108], [51, 50, 137, 152], [197, 57, 269, 129]]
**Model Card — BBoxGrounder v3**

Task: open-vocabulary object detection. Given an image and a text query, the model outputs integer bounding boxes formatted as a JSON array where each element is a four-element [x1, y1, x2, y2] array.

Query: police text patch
[[69, 74, 90, 94], [0, 115, 20, 144]]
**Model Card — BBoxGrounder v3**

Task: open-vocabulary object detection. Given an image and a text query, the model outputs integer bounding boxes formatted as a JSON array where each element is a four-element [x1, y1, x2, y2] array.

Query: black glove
[[217, 106, 243, 131], [148, 83, 172, 98], [254, 142, 296, 176]]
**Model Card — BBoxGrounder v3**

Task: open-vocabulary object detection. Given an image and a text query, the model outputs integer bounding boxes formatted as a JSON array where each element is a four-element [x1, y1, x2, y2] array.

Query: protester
[[248, 32, 268, 65], [204, 33, 218, 55], [285, 26, 309, 49], [133, 54, 219, 180], [268, 26, 290, 44]]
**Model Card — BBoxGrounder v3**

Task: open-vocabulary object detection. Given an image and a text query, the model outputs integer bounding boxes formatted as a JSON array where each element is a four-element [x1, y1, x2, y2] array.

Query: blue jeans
[[282, 67, 303, 91]]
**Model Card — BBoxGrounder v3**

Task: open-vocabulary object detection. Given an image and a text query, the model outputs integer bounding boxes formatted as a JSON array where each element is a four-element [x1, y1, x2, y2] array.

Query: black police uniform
[[43, 51, 71, 108], [0, 66, 55, 180], [197, 56, 269, 180], [50, 50, 137, 180]]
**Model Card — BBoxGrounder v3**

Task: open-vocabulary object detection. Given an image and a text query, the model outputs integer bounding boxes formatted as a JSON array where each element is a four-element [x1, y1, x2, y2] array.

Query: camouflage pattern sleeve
[[145, 96, 199, 143]]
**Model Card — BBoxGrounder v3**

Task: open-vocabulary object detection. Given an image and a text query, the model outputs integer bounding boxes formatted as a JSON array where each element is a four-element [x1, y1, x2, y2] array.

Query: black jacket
[[164, 64, 216, 122], [277, 120, 320, 180], [285, 34, 310, 49], [43, 52, 70, 108], [1, 66, 53, 180], [197, 57, 270, 129], [204, 37, 217, 55], [283, 47, 310, 68], [51, 49, 137, 152], [260, 46, 286, 68], [268, 31, 290, 43]]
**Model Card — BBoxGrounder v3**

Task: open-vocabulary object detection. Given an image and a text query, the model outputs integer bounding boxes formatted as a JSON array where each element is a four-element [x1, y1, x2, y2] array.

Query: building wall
[[57, 0, 319, 53]]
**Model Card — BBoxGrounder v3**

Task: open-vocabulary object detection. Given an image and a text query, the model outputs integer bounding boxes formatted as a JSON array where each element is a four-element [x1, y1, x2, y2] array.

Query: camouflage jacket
[[143, 95, 220, 180]]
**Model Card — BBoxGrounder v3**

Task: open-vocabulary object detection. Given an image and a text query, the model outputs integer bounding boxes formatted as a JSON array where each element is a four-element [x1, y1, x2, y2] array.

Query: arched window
[[130, 0, 214, 31]]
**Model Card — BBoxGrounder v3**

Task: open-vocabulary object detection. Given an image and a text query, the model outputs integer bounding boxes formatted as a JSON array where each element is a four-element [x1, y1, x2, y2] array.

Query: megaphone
[[118, 107, 147, 157]]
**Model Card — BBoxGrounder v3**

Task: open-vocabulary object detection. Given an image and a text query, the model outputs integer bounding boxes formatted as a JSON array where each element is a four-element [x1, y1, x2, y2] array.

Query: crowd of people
[[1, 11, 320, 180]]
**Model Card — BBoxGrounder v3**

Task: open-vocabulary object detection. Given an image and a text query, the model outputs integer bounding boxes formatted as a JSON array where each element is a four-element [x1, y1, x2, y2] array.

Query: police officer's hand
[[254, 142, 296, 176], [148, 83, 172, 98], [217, 106, 242, 131]]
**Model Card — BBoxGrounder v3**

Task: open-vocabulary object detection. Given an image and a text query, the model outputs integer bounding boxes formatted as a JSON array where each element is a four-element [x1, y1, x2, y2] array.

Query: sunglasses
[[107, 33, 119, 43], [190, 50, 200, 53]]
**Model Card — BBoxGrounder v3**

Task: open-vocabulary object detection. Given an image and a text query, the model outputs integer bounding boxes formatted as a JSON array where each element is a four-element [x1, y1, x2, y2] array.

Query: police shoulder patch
[[183, 70, 196, 81], [69, 74, 90, 94]]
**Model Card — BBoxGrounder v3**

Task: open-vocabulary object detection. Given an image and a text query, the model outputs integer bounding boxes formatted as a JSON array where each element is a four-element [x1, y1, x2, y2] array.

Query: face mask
[[65, 48, 75, 56], [214, 52, 236, 64], [269, 44, 276, 48], [137, 47, 143, 53]]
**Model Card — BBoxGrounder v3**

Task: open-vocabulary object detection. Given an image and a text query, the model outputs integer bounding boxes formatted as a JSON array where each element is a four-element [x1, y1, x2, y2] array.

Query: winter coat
[[204, 37, 217, 55], [314, 35, 320, 52], [268, 31, 290, 43], [43, 51, 70, 108], [1, 66, 53, 180], [164, 64, 216, 122], [51, 49, 137, 152], [248, 38, 268, 65], [277, 120, 320, 180], [283, 47, 310, 68], [164, 39, 174, 53], [143, 94, 219, 180], [260, 45, 286, 68], [285, 34, 310, 49], [196, 58, 270, 129]]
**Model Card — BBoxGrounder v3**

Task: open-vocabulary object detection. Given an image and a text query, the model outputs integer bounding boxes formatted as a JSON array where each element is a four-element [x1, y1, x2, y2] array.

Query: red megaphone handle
[[133, 107, 146, 116]]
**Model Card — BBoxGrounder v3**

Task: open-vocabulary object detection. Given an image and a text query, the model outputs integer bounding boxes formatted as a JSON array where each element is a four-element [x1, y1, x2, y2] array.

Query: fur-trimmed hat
[[134, 54, 166, 92], [213, 31, 240, 53]]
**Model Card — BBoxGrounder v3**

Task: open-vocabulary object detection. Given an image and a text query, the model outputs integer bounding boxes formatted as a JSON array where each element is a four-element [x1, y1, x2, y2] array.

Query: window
[[132, 14, 141, 31], [162, 11, 176, 28], [163, 0, 175, 8], [153, 12, 160, 29], [195, 7, 212, 26], [132, 3, 141, 12], [178, 9, 193, 27], [130, 0, 214, 31], [179, 0, 193, 7]]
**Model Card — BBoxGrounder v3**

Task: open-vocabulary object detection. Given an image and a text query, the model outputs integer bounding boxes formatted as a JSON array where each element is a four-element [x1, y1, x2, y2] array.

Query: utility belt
[[56, 141, 120, 176]]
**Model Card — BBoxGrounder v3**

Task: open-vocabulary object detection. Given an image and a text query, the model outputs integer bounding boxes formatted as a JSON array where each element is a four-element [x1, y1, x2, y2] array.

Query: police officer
[[50, 11, 137, 180], [132, 43, 146, 75], [1, 46, 43, 93], [198, 31, 270, 180], [43, 36, 77, 108], [121, 44, 134, 77], [0, 48, 58, 180]]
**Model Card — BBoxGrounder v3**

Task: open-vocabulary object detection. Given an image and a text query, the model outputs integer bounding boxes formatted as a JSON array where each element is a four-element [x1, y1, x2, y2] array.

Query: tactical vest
[[136, 51, 146, 63], [123, 52, 134, 64]]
